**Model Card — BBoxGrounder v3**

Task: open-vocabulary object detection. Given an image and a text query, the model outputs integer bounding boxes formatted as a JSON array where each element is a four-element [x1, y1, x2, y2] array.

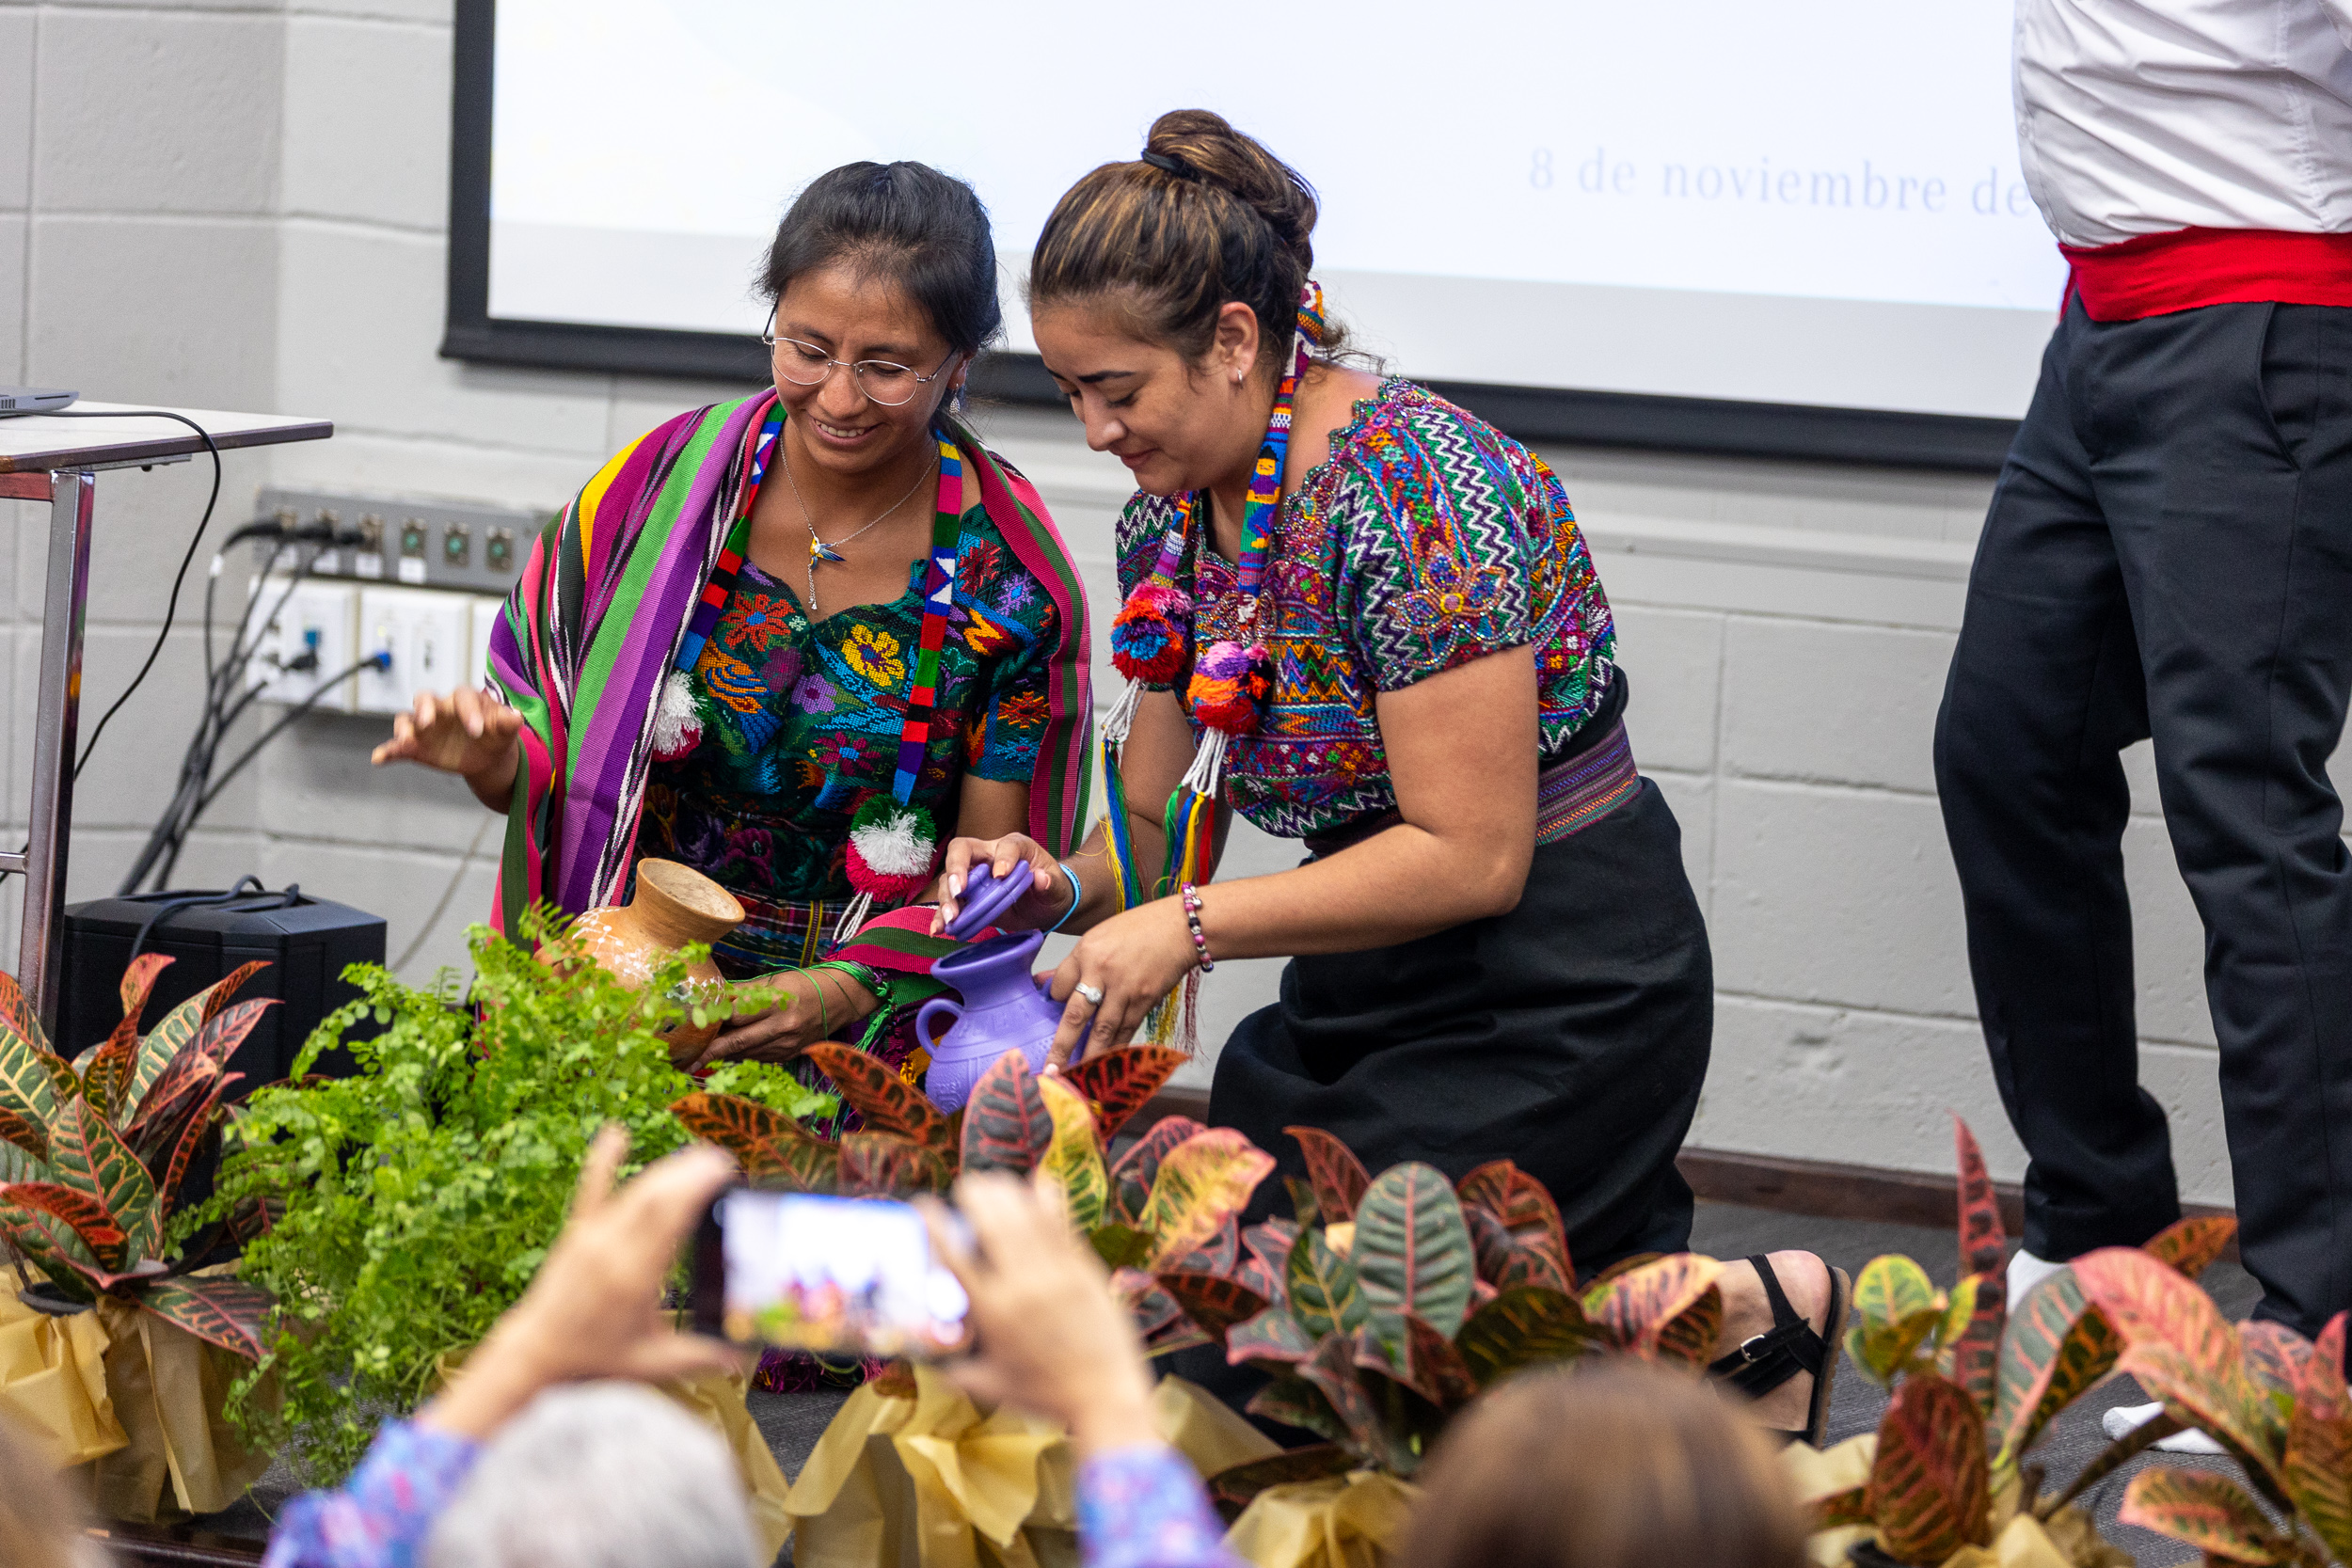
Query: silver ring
[[1073, 981, 1105, 1006]]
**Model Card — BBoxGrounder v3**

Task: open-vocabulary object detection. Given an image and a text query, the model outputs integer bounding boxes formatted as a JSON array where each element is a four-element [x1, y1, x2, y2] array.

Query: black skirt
[[1207, 775, 1712, 1275]]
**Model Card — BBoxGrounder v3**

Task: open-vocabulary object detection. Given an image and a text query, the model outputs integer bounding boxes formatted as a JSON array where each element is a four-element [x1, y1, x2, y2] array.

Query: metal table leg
[[0, 467, 95, 1037]]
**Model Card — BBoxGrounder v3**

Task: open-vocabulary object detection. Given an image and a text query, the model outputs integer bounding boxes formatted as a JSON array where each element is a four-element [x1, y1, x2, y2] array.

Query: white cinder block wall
[[0, 0, 2234, 1205]]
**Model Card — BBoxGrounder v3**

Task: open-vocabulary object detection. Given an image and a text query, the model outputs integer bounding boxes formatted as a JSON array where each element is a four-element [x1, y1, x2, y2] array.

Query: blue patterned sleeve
[[1334, 399, 1540, 692], [1076, 1444, 1246, 1568], [262, 1420, 481, 1568]]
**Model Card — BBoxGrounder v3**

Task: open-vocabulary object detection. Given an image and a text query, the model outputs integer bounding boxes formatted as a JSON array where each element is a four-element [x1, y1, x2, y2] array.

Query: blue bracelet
[[1049, 863, 1083, 932]]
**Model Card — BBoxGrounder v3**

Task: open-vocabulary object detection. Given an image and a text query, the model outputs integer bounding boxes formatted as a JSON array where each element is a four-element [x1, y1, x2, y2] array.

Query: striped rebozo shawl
[[484, 390, 1093, 965]]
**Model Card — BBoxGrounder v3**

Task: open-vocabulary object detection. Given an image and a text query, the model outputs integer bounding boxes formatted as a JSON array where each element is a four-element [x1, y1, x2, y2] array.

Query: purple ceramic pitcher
[[915, 930, 1065, 1111], [915, 864, 1087, 1112]]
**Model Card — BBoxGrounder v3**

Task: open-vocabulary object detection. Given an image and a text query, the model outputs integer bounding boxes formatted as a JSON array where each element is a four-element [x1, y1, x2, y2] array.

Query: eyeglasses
[[760, 312, 961, 407]]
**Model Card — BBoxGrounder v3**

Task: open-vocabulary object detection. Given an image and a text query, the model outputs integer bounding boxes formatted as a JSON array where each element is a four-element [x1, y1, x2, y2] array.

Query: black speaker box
[[58, 886, 387, 1093]]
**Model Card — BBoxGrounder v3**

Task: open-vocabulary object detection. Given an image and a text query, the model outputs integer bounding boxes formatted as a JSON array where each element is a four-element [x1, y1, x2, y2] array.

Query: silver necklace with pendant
[[780, 445, 935, 616]]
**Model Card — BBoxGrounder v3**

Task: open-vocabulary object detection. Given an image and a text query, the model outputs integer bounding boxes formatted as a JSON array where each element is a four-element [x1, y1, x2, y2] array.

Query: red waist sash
[[2062, 227, 2352, 323]]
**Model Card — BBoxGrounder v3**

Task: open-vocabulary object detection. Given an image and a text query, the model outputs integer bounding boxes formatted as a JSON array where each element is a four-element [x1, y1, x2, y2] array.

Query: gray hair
[[423, 1383, 761, 1568]]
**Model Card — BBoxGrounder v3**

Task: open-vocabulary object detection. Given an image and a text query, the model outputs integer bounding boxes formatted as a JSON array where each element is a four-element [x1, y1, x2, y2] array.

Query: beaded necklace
[[1097, 280, 1327, 1039], [652, 404, 965, 944]]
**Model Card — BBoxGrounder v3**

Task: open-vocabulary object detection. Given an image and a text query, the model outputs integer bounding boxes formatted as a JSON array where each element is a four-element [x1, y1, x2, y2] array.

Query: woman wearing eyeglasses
[[940, 113, 1849, 1445], [374, 161, 1092, 1095]]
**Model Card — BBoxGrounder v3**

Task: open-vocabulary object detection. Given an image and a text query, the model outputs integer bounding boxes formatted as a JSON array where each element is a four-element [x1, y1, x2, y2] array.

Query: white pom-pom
[[850, 805, 934, 878], [651, 669, 703, 761]]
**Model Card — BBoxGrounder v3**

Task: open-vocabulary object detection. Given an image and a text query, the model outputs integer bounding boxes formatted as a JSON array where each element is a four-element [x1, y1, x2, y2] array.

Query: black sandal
[[1708, 1252, 1851, 1449]]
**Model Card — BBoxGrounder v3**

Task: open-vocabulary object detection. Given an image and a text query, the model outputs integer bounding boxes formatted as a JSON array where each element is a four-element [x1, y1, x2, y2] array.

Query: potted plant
[[677, 1042, 1300, 1568], [0, 955, 281, 1519], [670, 1039, 1271, 1256], [201, 910, 828, 1528], [2060, 1243, 2352, 1566], [1126, 1125, 1729, 1527], [1788, 1116, 2233, 1568]]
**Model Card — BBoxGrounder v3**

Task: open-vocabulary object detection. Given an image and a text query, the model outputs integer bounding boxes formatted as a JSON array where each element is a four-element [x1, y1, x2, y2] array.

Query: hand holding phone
[[692, 1190, 970, 1358], [920, 1175, 1160, 1457]]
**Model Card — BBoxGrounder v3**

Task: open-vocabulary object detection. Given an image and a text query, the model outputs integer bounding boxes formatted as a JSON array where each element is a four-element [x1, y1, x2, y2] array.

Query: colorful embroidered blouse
[[637, 504, 1059, 975], [1114, 378, 1617, 841]]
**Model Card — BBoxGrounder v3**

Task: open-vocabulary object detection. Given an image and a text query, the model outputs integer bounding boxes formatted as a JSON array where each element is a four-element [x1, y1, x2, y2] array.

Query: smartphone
[[691, 1188, 971, 1358]]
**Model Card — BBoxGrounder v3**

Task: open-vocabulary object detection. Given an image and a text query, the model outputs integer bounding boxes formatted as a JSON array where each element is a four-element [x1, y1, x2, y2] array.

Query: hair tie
[[1141, 150, 1200, 182], [1296, 279, 1327, 348]]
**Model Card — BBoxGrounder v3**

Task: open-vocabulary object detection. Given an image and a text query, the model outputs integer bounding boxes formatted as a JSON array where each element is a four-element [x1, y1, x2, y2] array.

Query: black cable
[[178, 651, 388, 832], [127, 535, 320, 894], [42, 410, 223, 782], [125, 877, 269, 964], [204, 520, 290, 686]]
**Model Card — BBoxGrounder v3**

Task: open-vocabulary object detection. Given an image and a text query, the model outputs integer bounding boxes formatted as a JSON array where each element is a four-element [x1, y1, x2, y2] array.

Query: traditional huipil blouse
[[486, 389, 1092, 992], [637, 509, 1062, 975], [1114, 378, 1615, 842]]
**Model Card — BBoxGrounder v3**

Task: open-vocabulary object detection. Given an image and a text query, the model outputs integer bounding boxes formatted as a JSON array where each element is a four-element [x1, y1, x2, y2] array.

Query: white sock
[[2006, 1247, 2066, 1302], [2102, 1400, 2227, 1453]]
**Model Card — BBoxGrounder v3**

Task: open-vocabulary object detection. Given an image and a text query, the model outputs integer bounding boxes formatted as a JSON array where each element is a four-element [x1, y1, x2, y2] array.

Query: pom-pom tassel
[[1177, 728, 1229, 803], [1109, 583, 1192, 687], [1099, 741, 1148, 912], [1101, 677, 1144, 749], [836, 796, 940, 945], [831, 890, 877, 947], [651, 669, 704, 761]]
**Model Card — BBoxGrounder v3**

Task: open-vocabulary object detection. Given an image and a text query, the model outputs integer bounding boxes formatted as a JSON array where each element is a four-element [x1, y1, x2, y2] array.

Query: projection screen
[[445, 0, 2061, 467]]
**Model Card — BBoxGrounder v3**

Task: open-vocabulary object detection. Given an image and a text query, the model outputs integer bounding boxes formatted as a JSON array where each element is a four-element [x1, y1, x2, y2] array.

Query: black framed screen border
[[441, 0, 2019, 475]]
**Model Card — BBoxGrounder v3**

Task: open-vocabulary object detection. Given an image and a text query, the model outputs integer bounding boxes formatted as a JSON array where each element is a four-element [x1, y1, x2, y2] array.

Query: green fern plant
[[198, 911, 832, 1483]]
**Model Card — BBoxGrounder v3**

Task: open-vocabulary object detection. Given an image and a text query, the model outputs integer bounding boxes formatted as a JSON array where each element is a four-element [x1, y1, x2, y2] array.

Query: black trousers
[[1166, 776, 1711, 1425], [1935, 295, 2352, 1336], [1210, 776, 1711, 1273]]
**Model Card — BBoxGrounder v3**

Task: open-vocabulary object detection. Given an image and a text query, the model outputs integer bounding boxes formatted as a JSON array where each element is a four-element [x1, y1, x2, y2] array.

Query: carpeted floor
[[174, 1198, 2265, 1567]]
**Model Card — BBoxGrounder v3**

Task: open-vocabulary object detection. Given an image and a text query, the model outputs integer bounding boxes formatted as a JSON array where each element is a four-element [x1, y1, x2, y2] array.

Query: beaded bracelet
[[1179, 882, 1215, 973]]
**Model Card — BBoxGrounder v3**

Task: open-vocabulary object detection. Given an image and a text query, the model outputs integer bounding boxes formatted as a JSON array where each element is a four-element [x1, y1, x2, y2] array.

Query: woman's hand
[[688, 968, 879, 1070], [931, 832, 1068, 935], [421, 1127, 742, 1441], [1044, 897, 1196, 1065], [920, 1174, 1157, 1457], [372, 687, 522, 807]]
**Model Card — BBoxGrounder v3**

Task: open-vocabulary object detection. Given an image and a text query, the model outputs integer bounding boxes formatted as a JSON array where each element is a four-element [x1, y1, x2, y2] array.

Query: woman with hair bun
[[375, 162, 1093, 1101], [940, 111, 1847, 1442]]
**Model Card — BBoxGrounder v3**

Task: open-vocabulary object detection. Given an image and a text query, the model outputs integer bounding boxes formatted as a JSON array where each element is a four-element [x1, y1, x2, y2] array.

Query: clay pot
[[566, 859, 745, 1055]]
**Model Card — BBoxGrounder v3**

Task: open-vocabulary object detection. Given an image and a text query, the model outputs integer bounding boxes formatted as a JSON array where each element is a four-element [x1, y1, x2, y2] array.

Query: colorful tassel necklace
[[658, 403, 966, 946], [1099, 281, 1327, 1041]]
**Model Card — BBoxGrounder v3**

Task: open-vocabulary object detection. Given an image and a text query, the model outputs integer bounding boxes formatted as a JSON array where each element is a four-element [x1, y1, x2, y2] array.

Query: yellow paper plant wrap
[[787, 1368, 1285, 1568], [2, 1264, 273, 1522], [87, 1292, 276, 1521], [0, 1267, 125, 1468], [1782, 1433, 2127, 1568], [663, 1363, 796, 1563], [1223, 1472, 1419, 1568]]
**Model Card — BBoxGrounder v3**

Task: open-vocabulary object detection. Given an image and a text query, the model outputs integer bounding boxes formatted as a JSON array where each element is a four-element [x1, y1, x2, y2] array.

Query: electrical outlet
[[257, 488, 540, 594], [356, 587, 477, 716], [245, 578, 361, 712]]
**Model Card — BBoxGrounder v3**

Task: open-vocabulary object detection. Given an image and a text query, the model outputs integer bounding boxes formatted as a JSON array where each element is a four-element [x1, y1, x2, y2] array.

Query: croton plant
[[1130, 1125, 1738, 1511], [672, 1041, 1276, 1273], [0, 957, 277, 1357], [2067, 1243, 2352, 1566], [1808, 1116, 2240, 1566]]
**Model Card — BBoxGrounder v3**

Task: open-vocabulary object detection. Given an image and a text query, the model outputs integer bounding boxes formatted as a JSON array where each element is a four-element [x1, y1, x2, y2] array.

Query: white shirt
[[2015, 0, 2352, 247]]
